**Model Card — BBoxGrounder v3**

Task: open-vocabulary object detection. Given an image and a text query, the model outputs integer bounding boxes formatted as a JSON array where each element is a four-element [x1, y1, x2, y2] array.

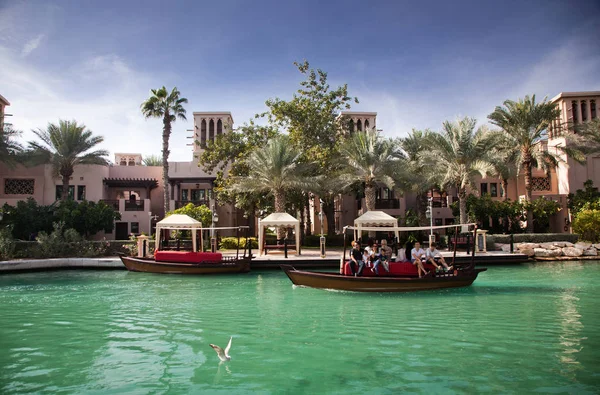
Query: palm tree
[[339, 129, 408, 212], [398, 129, 437, 223], [141, 86, 188, 214], [25, 120, 109, 200], [488, 95, 561, 232], [422, 117, 498, 225], [562, 119, 600, 162], [0, 124, 23, 167], [488, 135, 520, 201], [229, 135, 311, 238], [142, 154, 162, 166]]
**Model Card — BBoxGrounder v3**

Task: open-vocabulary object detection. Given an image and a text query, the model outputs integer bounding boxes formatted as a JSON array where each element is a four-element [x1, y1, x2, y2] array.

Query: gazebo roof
[[103, 178, 159, 189], [156, 214, 202, 229], [354, 210, 398, 227], [259, 212, 299, 227]]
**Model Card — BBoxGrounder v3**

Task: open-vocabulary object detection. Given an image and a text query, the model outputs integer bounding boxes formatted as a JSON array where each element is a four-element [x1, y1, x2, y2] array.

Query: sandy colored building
[[2, 92, 599, 239]]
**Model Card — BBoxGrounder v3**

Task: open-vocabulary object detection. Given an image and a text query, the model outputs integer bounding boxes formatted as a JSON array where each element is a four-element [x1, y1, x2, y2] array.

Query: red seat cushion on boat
[[342, 261, 436, 276], [154, 251, 223, 263]]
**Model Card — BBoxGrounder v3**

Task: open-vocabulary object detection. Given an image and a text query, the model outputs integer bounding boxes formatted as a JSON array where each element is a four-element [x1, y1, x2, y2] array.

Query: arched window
[[581, 100, 587, 122], [128, 160, 135, 166], [209, 119, 215, 141], [348, 119, 355, 133], [591, 100, 597, 120], [572, 101, 579, 124], [357, 119, 363, 131], [120, 160, 127, 166], [365, 120, 370, 130], [200, 119, 207, 147], [217, 119, 223, 136]]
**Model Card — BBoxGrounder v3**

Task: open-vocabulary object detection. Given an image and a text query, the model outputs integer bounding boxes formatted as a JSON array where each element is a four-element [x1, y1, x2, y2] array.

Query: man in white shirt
[[425, 242, 453, 271], [410, 241, 428, 278]]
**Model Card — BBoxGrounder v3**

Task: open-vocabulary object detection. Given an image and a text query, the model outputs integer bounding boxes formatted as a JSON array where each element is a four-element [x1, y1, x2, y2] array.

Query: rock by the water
[[520, 248, 536, 257], [534, 248, 552, 257], [518, 243, 540, 250], [541, 242, 561, 250], [583, 247, 597, 256], [563, 247, 584, 257], [575, 242, 592, 250]]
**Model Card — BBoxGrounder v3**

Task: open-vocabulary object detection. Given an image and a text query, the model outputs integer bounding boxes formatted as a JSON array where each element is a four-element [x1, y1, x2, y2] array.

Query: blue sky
[[1, 0, 599, 161]]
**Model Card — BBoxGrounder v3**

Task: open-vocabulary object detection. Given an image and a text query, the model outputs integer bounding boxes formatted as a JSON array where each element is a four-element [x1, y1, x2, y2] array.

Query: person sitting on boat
[[349, 241, 364, 276], [380, 239, 393, 262], [372, 242, 390, 275], [410, 241, 428, 278], [426, 242, 453, 272]]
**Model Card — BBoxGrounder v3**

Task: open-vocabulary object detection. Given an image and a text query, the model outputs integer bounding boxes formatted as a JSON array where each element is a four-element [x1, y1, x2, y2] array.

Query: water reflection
[[557, 287, 584, 377]]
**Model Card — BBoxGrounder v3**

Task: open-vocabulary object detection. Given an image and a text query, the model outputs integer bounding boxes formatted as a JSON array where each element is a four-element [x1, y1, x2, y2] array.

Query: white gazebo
[[353, 210, 399, 241], [258, 212, 301, 256], [154, 214, 203, 252]]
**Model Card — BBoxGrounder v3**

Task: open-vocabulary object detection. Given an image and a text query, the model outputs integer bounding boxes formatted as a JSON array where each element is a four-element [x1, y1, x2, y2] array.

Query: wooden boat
[[120, 254, 250, 275], [120, 214, 252, 275], [280, 222, 487, 292], [281, 264, 486, 292]]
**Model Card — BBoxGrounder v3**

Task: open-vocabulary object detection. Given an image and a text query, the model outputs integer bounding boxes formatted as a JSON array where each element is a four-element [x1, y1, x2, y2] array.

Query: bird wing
[[210, 344, 227, 361], [224, 336, 232, 356]]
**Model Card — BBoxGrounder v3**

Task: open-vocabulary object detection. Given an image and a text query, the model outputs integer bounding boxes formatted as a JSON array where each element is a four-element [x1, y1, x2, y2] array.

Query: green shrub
[[0, 226, 16, 260], [572, 209, 600, 243], [219, 237, 258, 250], [491, 233, 579, 244]]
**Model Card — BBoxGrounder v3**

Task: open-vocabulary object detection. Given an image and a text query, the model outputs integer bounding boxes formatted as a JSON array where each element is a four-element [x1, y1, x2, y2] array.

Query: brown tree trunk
[[274, 188, 286, 239], [502, 178, 509, 233], [523, 150, 534, 233], [323, 194, 336, 237], [305, 193, 312, 237], [61, 174, 70, 201], [459, 187, 468, 226], [365, 183, 376, 211], [365, 182, 377, 237], [162, 112, 171, 216]]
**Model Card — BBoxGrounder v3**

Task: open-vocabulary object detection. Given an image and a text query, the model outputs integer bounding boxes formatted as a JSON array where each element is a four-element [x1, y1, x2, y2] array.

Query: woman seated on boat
[[410, 241, 428, 278], [426, 242, 453, 272], [349, 241, 364, 276]]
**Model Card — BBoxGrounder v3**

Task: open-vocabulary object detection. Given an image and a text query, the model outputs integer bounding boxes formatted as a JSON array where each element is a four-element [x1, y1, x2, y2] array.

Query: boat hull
[[120, 255, 251, 275], [281, 265, 486, 292]]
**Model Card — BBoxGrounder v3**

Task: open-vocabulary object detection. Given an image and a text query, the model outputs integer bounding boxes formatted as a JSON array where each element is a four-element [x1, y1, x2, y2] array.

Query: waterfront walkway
[[0, 248, 531, 273]]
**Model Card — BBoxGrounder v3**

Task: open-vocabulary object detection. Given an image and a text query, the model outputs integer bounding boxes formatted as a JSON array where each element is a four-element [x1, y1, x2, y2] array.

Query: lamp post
[[147, 211, 158, 238], [211, 204, 219, 252], [319, 199, 326, 258], [426, 197, 434, 246]]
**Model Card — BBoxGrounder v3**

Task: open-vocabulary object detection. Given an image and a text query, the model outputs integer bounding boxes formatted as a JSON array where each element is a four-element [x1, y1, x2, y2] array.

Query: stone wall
[[516, 242, 599, 258]]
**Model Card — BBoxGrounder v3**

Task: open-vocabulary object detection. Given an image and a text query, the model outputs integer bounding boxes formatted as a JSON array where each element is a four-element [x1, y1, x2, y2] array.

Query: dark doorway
[[115, 222, 129, 240]]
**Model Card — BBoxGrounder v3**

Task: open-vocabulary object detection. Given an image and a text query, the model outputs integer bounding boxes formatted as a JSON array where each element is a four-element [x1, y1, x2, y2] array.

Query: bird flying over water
[[210, 336, 232, 361]]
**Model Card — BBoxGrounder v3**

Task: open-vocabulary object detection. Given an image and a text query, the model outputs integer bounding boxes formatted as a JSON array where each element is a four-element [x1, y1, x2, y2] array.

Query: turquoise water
[[1, 262, 599, 394]]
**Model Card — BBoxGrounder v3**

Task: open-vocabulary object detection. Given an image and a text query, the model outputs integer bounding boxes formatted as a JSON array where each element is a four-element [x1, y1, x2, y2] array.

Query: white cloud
[[0, 44, 194, 162], [21, 34, 44, 56], [352, 29, 600, 139]]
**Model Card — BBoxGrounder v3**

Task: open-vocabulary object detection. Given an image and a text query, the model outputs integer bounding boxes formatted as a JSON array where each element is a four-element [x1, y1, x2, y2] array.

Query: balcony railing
[[375, 199, 400, 209], [175, 200, 209, 209], [100, 199, 119, 211], [125, 200, 145, 211]]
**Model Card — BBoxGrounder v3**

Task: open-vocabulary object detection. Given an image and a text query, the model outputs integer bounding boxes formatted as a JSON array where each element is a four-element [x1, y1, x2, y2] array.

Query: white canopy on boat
[[258, 212, 301, 256], [353, 211, 399, 241], [155, 214, 203, 252]]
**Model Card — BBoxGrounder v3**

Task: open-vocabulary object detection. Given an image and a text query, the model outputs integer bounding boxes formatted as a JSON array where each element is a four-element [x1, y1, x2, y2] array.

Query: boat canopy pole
[[343, 223, 476, 232]]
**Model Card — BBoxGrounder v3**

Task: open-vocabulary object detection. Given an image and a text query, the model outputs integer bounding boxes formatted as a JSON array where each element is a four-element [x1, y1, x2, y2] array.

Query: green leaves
[[24, 120, 109, 191]]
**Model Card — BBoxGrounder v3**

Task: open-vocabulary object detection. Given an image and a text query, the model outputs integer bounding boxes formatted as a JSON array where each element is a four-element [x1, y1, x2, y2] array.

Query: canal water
[[1, 262, 599, 394]]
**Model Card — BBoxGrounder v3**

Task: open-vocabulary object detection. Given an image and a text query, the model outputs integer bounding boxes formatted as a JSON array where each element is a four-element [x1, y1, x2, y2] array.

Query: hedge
[[219, 237, 258, 250], [491, 233, 579, 244]]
